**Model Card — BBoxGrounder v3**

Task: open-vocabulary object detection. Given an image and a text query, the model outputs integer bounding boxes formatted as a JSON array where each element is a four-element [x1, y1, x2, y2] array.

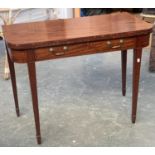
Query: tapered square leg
[[4, 55, 10, 80], [132, 48, 142, 123], [6, 46, 20, 117], [121, 50, 127, 96], [27, 62, 41, 144]]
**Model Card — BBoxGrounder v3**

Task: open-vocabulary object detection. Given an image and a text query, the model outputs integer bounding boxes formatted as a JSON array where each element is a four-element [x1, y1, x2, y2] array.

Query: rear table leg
[[6, 47, 20, 117], [121, 50, 127, 96]]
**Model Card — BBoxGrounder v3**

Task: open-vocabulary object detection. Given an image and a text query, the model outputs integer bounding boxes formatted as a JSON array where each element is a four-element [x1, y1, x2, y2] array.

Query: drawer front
[[34, 38, 136, 61]]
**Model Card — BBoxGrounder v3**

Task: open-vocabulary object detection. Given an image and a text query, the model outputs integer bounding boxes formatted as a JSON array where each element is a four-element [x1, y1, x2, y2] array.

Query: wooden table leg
[[121, 50, 127, 96], [4, 55, 10, 80], [132, 48, 142, 123], [6, 49, 20, 117], [27, 62, 41, 144]]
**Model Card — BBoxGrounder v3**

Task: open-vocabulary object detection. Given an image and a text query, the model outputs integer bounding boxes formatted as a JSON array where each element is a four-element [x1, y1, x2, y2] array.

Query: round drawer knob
[[120, 39, 124, 43], [49, 47, 54, 52], [63, 46, 68, 50], [107, 41, 111, 45]]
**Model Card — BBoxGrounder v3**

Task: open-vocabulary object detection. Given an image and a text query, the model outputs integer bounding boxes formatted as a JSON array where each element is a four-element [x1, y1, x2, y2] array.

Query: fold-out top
[[2, 12, 152, 50]]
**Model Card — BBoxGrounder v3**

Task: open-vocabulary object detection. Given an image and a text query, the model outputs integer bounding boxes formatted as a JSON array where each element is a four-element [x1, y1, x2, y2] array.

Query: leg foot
[[37, 135, 42, 144], [132, 115, 136, 124], [16, 108, 20, 117]]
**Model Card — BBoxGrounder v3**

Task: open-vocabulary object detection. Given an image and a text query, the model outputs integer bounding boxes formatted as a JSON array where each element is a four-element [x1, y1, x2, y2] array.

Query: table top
[[2, 12, 152, 50]]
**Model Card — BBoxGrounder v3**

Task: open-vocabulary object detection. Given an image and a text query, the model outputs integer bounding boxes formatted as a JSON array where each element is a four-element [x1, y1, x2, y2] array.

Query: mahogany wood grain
[[121, 50, 127, 96], [9, 34, 149, 63], [27, 53, 41, 144], [5, 43, 20, 117], [2, 12, 152, 50], [132, 47, 142, 123]]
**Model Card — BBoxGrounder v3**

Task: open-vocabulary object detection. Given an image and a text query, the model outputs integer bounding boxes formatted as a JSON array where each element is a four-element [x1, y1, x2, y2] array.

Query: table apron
[[9, 35, 150, 63]]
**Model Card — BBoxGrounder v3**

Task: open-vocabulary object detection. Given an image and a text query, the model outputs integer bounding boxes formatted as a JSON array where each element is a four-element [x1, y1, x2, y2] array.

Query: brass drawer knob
[[107, 41, 111, 45], [120, 39, 124, 43], [49, 47, 54, 52], [63, 46, 68, 50]]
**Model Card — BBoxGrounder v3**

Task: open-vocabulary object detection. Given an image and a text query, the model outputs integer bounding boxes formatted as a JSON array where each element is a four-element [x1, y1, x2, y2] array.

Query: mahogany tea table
[[2, 12, 152, 144]]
